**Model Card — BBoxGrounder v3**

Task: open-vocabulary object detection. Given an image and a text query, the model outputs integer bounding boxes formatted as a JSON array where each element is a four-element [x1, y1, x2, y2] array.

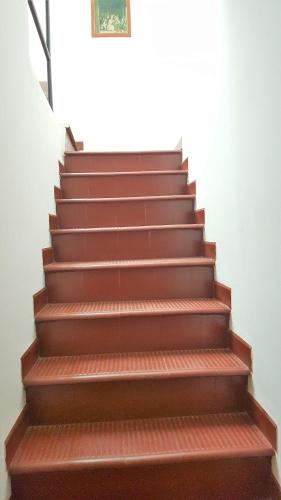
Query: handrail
[[28, 0, 53, 109], [66, 126, 79, 151]]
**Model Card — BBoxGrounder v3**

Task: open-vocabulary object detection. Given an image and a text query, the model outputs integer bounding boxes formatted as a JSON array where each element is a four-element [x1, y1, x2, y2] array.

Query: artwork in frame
[[91, 0, 131, 37]]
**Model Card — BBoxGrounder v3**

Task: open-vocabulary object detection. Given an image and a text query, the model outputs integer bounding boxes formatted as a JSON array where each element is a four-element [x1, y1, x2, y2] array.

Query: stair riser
[[11, 457, 272, 500], [26, 376, 247, 425], [65, 152, 182, 173], [45, 266, 214, 302], [52, 228, 203, 262], [37, 314, 229, 356], [56, 199, 195, 228], [61, 173, 187, 198]]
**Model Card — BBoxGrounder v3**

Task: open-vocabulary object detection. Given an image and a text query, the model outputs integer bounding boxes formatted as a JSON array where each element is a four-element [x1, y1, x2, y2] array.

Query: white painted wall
[[0, 2, 66, 498], [48, 0, 220, 151], [184, 0, 281, 481]]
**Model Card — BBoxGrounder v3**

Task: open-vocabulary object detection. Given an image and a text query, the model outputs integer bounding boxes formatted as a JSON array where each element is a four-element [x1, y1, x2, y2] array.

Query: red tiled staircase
[[6, 150, 281, 499]]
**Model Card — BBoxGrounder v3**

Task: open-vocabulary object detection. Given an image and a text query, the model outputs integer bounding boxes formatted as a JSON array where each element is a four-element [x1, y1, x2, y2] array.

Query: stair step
[[65, 150, 182, 173], [36, 300, 230, 356], [44, 257, 214, 272], [36, 298, 230, 322], [10, 413, 273, 475], [24, 349, 249, 385], [56, 195, 195, 228], [51, 224, 204, 262], [25, 348, 248, 424], [44, 257, 214, 302], [60, 170, 188, 198]]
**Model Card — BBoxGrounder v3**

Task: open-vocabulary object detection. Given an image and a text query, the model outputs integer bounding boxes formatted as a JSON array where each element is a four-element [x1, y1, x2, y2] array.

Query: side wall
[[0, 2, 66, 498], [184, 0, 281, 481]]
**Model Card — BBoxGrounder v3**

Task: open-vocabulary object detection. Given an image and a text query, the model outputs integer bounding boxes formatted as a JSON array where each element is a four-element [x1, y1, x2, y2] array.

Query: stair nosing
[[51, 224, 204, 235], [24, 366, 249, 386], [11, 447, 273, 475], [23, 349, 249, 387], [35, 298, 230, 322], [65, 150, 183, 156], [56, 194, 196, 204], [44, 257, 215, 273], [60, 170, 188, 178], [9, 412, 274, 475]]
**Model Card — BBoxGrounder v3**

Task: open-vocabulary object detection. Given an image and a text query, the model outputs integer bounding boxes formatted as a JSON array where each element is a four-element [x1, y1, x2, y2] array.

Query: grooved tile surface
[[10, 413, 273, 474], [24, 349, 249, 385], [44, 257, 215, 272], [36, 298, 230, 321]]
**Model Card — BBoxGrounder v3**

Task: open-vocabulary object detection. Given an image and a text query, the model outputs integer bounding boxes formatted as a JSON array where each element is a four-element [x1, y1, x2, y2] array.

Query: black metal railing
[[28, 0, 53, 109]]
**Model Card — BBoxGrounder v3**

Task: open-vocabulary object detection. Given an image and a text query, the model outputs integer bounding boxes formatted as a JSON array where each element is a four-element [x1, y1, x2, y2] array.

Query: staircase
[[6, 150, 280, 499]]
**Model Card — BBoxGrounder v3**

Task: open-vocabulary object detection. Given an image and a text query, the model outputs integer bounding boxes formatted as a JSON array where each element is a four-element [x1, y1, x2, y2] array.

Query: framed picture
[[91, 0, 131, 37]]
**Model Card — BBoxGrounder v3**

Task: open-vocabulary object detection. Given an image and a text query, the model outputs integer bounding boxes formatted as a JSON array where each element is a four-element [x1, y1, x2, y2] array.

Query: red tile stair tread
[[44, 257, 215, 272], [51, 223, 204, 235], [36, 298, 230, 321], [24, 349, 249, 385], [9, 413, 273, 474]]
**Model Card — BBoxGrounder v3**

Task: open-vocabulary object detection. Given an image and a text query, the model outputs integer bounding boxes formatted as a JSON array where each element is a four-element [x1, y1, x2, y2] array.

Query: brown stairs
[[6, 150, 281, 499]]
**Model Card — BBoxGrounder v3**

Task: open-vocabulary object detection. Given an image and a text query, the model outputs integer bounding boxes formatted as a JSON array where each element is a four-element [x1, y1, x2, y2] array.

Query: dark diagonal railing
[[28, 0, 53, 109]]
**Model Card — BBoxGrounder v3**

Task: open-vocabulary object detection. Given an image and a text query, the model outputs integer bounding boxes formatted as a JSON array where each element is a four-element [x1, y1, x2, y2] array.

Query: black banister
[[28, 0, 53, 109], [45, 0, 53, 109]]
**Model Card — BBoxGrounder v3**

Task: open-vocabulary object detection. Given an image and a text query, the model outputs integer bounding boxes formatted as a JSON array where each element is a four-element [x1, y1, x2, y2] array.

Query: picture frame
[[91, 0, 131, 38]]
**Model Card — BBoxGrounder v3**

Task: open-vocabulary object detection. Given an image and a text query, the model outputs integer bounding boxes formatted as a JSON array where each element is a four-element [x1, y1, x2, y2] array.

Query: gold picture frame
[[91, 0, 131, 37]]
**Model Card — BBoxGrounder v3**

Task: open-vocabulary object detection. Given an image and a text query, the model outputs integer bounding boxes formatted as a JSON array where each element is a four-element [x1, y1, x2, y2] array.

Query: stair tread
[[9, 412, 273, 474], [56, 194, 195, 204], [36, 298, 230, 322], [61, 170, 188, 177], [51, 223, 204, 235], [24, 349, 249, 385], [44, 257, 215, 272]]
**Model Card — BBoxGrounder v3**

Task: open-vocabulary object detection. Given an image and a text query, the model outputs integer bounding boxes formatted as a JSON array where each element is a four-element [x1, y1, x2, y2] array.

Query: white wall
[[49, 0, 220, 151], [0, 2, 66, 498], [183, 0, 281, 481]]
